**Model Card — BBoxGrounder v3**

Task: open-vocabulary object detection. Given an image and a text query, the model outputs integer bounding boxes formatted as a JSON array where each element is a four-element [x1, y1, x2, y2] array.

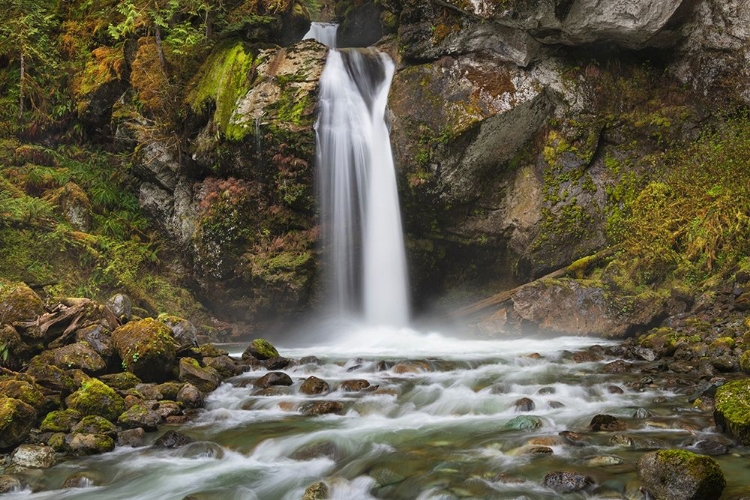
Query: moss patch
[[65, 378, 125, 422], [715, 379, 750, 445]]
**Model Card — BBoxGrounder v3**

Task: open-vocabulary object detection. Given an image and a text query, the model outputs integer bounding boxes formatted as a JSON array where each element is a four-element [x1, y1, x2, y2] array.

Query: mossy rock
[[72, 415, 118, 436], [0, 325, 32, 370], [117, 404, 161, 432], [112, 318, 178, 383], [0, 380, 48, 414], [63, 433, 115, 456], [740, 351, 750, 375], [0, 397, 37, 449], [26, 361, 78, 394], [99, 372, 142, 391], [714, 379, 750, 445], [637, 449, 725, 500], [157, 314, 198, 348], [178, 357, 220, 393], [242, 338, 280, 360], [40, 409, 82, 433], [65, 379, 125, 422], [155, 382, 184, 401], [0, 281, 45, 324], [34, 342, 106, 375]]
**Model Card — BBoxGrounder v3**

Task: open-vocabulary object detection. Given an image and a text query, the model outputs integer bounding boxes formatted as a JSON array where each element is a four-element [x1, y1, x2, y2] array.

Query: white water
[[303, 22, 338, 48], [316, 48, 410, 326]]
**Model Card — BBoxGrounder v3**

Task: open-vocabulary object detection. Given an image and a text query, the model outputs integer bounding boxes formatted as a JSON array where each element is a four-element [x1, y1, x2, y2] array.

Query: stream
[[5, 327, 749, 499]]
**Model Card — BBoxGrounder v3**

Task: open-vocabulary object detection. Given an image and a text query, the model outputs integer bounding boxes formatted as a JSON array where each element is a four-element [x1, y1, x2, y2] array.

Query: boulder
[[301, 401, 345, 416], [156, 382, 184, 400], [112, 318, 177, 382], [63, 433, 116, 456], [0, 325, 32, 370], [0, 397, 37, 449], [302, 481, 329, 500], [254, 372, 293, 388], [589, 414, 626, 432], [243, 338, 280, 361], [40, 409, 82, 433], [300, 376, 330, 395], [75, 324, 116, 362], [106, 293, 132, 322], [514, 397, 536, 412], [542, 471, 594, 493], [0, 281, 45, 324], [204, 356, 240, 378], [178, 358, 220, 393], [99, 372, 142, 390], [117, 404, 161, 431], [0, 380, 48, 414], [177, 383, 204, 409], [153, 430, 193, 449], [117, 427, 146, 447], [10, 444, 56, 468], [340, 379, 371, 392], [0, 475, 23, 493], [65, 378, 125, 421], [158, 315, 198, 348], [72, 415, 118, 436], [504, 415, 543, 431], [714, 378, 750, 445], [637, 450, 725, 500], [33, 342, 107, 375]]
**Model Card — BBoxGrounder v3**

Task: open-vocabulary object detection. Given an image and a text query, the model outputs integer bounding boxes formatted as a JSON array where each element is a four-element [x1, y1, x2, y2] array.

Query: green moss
[[715, 379, 750, 445], [0, 281, 45, 323], [249, 338, 279, 359], [74, 415, 117, 436], [65, 378, 125, 422], [0, 380, 47, 413], [653, 449, 725, 492], [112, 318, 177, 382], [99, 372, 142, 391], [41, 409, 82, 433]]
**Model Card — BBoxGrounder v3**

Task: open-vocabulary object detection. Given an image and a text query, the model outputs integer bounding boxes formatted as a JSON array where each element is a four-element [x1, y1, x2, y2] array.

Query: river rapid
[[5, 326, 749, 499]]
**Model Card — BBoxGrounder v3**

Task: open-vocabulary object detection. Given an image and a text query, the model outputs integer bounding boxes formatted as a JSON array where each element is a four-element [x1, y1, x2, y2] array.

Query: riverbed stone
[[64, 433, 116, 456], [340, 379, 371, 392], [714, 378, 750, 445], [242, 338, 279, 360], [300, 376, 330, 395], [153, 430, 193, 449], [0, 397, 37, 449], [112, 318, 177, 382], [542, 471, 594, 493], [178, 357, 220, 393], [504, 415, 543, 431], [302, 481, 329, 500], [72, 415, 117, 436], [254, 372, 293, 388], [117, 404, 161, 431], [589, 414, 626, 431], [65, 378, 125, 421], [637, 450, 725, 500], [177, 383, 204, 408], [0, 475, 23, 493], [692, 439, 728, 456], [62, 471, 100, 488], [117, 427, 146, 447], [514, 397, 536, 412], [10, 444, 56, 468], [301, 401, 344, 416]]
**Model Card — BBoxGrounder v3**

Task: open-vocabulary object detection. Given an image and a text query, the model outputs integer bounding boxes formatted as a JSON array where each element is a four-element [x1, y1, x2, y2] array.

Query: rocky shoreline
[[2, 279, 750, 498]]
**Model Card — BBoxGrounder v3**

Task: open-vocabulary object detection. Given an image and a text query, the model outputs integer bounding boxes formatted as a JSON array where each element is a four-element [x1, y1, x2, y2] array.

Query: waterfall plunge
[[315, 46, 410, 327]]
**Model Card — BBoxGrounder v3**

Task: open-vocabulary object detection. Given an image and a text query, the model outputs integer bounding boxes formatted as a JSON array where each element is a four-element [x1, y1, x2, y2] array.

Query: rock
[[254, 372, 294, 388], [75, 324, 115, 362], [637, 450, 725, 500], [154, 401, 182, 420], [340, 379, 371, 392], [514, 397, 536, 412], [0, 397, 37, 449], [302, 481, 329, 500], [633, 347, 658, 361], [65, 378, 125, 421], [0, 281, 45, 324], [300, 356, 321, 365], [504, 415, 543, 431], [158, 315, 198, 348], [391, 360, 432, 374], [72, 415, 117, 436], [134, 383, 163, 400], [537, 387, 556, 395], [560, 431, 587, 446], [64, 433, 116, 456], [117, 427, 146, 447], [689, 380, 725, 403], [692, 439, 728, 456], [740, 351, 750, 374], [204, 356, 239, 378], [62, 472, 99, 488], [301, 401, 344, 416], [100, 372, 142, 391], [300, 376, 330, 395], [542, 471, 594, 493], [572, 351, 602, 363], [602, 360, 633, 374], [34, 342, 107, 375], [177, 383, 204, 409], [584, 455, 624, 467], [0, 475, 23, 493], [156, 382, 185, 400], [589, 414, 626, 432], [153, 430, 193, 449], [178, 358, 220, 393], [291, 442, 339, 461], [548, 401, 565, 409], [242, 339, 280, 360], [0, 380, 48, 413], [106, 293, 132, 322], [714, 379, 750, 445], [0, 325, 32, 370], [41, 409, 82, 433], [264, 357, 291, 370], [112, 318, 178, 382], [607, 385, 625, 394], [10, 444, 56, 468], [117, 404, 161, 431], [633, 408, 654, 419]]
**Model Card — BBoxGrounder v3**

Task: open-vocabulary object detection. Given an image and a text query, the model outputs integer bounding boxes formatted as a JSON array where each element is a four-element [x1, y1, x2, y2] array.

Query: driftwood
[[14, 299, 119, 345], [451, 245, 623, 319]]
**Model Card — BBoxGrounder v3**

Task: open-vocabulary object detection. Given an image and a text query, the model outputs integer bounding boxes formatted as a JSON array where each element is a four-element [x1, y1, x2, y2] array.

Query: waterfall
[[313, 40, 410, 327], [303, 22, 338, 48]]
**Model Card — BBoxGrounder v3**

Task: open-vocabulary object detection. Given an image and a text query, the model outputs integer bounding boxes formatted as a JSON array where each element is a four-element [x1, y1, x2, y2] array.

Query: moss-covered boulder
[[40, 409, 82, 433], [112, 318, 177, 382], [158, 314, 198, 349], [0, 325, 32, 370], [178, 357, 220, 393], [243, 338, 280, 360], [65, 379, 125, 422], [99, 372, 142, 391], [637, 450, 725, 500], [72, 415, 118, 437], [714, 379, 750, 445], [63, 433, 115, 456], [0, 380, 48, 414], [0, 281, 44, 324], [740, 351, 750, 375], [33, 342, 107, 375], [117, 404, 161, 432], [75, 324, 116, 363], [0, 397, 37, 449], [26, 361, 77, 393], [155, 382, 184, 401]]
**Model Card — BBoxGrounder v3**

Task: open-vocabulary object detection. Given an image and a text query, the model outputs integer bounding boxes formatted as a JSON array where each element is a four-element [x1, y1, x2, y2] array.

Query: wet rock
[[714, 379, 750, 445], [178, 357, 220, 393], [112, 318, 177, 382], [65, 378, 125, 421], [299, 356, 321, 365], [64, 433, 115, 456], [302, 481, 329, 500], [589, 414, 626, 432], [153, 430, 193, 449], [692, 439, 728, 456], [559, 431, 587, 446], [301, 376, 330, 395], [0, 397, 37, 449], [537, 387, 556, 395], [100, 372, 142, 391], [633, 408, 654, 419], [607, 385, 625, 394], [526, 446, 553, 455], [118, 404, 161, 431], [106, 294, 132, 322], [158, 315, 198, 348], [72, 415, 117, 437], [392, 360, 432, 374], [155, 401, 182, 420], [633, 347, 658, 361], [177, 383, 204, 409], [514, 397, 536, 412], [542, 471, 594, 493], [602, 360, 633, 374], [0, 475, 23, 493], [117, 427, 146, 447], [340, 379, 371, 392], [40, 409, 82, 433], [291, 442, 339, 461], [264, 357, 291, 370], [548, 401, 565, 409], [504, 415, 543, 431], [204, 356, 240, 378], [254, 372, 293, 388], [10, 444, 56, 468], [62, 471, 99, 488], [369, 466, 406, 487], [689, 379, 725, 403], [572, 351, 602, 363], [301, 401, 344, 416], [584, 455, 624, 467], [637, 450, 725, 500], [242, 339, 280, 360]]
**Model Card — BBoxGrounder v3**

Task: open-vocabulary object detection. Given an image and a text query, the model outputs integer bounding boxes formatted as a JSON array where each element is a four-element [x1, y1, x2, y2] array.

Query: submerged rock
[[340, 379, 371, 392], [504, 415, 543, 431], [62, 471, 100, 489], [637, 449, 725, 500], [514, 397, 536, 412], [301, 401, 344, 416], [0, 475, 23, 493], [542, 471, 594, 493], [153, 430, 193, 449], [302, 481, 329, 500]]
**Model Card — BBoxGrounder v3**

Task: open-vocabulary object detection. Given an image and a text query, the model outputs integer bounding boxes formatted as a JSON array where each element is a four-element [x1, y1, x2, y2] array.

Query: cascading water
[[303, 22, 338, 48], [313, 31, 410, 327]]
